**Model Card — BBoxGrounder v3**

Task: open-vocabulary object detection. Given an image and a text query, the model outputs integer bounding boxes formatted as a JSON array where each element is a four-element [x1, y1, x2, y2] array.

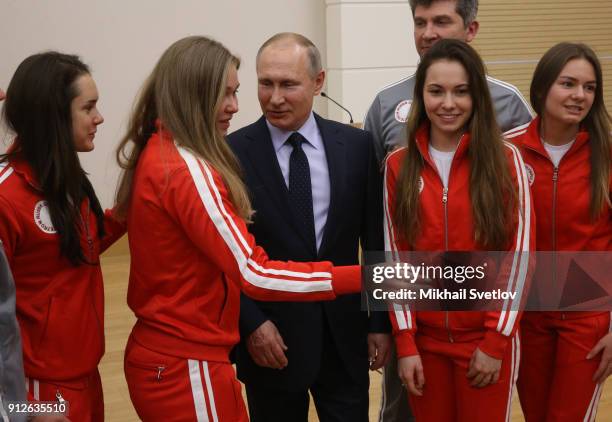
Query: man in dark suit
[[228, 33, 390, 422]]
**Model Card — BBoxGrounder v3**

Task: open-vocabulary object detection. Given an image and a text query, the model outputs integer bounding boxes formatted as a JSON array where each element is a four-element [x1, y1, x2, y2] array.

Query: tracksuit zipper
[[552, 166, 562, 318], [442, 187, 453, 342], [523, 141, 565, 316], [80, 201, 105, 346], [552, 167, 558, 251], [426, 138, 461, 344], [443, 188, 449, 250], [78, 200, 95, 262], [82, 204, 94, 262]]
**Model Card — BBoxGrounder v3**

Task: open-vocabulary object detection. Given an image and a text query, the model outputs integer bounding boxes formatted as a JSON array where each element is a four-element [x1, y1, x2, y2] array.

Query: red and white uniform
[[384, 123, 534, 421], [507, 118, 612, 422], [124, 126, 360, 421], [0, 154, 125, 422]]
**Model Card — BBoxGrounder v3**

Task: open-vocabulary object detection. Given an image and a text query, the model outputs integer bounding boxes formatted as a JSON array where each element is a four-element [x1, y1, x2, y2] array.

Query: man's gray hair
[[409, 0, 478, 27], [256, 32, 322, 78]]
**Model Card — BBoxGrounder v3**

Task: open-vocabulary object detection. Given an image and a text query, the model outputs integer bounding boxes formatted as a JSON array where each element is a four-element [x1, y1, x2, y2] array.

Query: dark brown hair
[[394, 39, 516, 249], [2, 52, 105, 265]]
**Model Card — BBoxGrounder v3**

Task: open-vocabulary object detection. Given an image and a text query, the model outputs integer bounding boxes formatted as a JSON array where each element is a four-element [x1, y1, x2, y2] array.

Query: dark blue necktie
[[288, 132, 316, 252]]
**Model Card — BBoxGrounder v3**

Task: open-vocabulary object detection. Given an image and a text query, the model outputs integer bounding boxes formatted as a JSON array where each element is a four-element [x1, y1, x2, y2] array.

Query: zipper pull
[[56, 390, 66, 405], [442, 188, 448, 203], [156, 366, 165, 381], [552, 167, 559, 181]]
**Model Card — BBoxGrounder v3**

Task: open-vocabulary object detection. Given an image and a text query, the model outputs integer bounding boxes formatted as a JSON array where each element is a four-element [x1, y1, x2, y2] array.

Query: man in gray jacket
[[364, 0, 533, 164], [364, 1, 533, 421]]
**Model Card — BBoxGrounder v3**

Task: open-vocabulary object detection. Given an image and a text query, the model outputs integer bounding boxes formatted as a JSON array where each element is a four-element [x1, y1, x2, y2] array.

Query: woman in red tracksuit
[[384, 39, 534, 421], [506, 42, 612, 422], [0, 53, 124, 421], [113, 36, 361, 421]]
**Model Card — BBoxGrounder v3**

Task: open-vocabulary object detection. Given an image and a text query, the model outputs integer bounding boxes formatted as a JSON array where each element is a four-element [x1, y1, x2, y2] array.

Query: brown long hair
[[394, 39, 516, 249], [531, 42, 611, 219], [115, 36, 252, 221]]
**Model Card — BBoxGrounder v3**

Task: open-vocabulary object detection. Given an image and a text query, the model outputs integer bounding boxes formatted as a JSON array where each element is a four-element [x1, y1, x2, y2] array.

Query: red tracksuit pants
[[25, 370, 103, 422], [517, 312, 610, 422], [407, 332, 520, 422], [124, 334, 248, 422]]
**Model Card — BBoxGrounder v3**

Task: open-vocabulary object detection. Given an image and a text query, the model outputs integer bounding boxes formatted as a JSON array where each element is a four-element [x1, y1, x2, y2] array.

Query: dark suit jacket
[[228, 114, 387, 391]]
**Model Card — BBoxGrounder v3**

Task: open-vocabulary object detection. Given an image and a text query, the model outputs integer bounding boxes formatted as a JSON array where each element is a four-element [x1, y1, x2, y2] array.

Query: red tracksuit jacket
[[384, 123, 535, 359], [0, 155, 125, 381], [126, 127, 360, 362], [506, 117, 611, 318]]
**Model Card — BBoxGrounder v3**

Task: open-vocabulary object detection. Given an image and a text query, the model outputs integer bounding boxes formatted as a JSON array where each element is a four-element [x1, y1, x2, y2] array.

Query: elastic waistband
[[523, 311, 609, 320], [132, 320, 232, 363], [25, 369, 99, 391], [418, 325, 485, 343]]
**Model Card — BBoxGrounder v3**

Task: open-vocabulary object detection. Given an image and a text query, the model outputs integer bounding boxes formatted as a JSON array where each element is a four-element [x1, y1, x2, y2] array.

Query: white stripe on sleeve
[[498, 143, 532, 336], [177, 146, 333, 293], [502, 122, 530, 139], [383, 152, 412, 330], [0, 167, 13, 185]]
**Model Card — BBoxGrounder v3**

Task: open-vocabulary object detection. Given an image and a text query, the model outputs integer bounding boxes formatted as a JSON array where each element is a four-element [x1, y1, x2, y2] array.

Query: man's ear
[[465, 20, 479, 43], [313, 70, 326, 95]]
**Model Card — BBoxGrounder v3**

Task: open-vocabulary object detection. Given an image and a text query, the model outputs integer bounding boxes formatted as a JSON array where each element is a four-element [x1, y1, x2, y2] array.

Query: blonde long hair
[[115, 36, 252, 220]]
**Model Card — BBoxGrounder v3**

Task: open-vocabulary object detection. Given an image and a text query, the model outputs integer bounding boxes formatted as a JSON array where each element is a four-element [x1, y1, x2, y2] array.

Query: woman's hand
[[588, 332, 612, 384], [466, 347, 501, 388], [398, 355, 425, 396]]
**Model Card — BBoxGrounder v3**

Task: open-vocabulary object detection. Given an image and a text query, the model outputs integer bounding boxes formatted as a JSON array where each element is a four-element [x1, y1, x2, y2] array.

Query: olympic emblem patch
[[394, 100, 412, 123], [33, 201, 57, 234], [418, 176, 424, 194], [524, 164, 535, 186]]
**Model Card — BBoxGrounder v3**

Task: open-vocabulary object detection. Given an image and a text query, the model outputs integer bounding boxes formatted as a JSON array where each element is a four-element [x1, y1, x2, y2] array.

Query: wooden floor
[[99, 246, 612, 421]]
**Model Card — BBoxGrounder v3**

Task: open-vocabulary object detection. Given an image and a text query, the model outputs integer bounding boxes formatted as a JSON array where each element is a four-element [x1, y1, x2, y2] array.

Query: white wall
[[0, 0, 329, 208], [325, 0, 417, 123]]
